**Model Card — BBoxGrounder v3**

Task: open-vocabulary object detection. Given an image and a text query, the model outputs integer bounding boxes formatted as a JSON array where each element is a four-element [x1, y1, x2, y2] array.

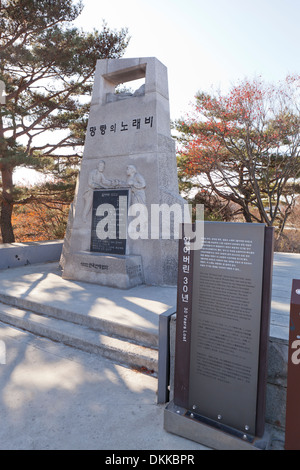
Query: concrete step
[[0, 291, 158, 349], [0, 301, 158, 373]]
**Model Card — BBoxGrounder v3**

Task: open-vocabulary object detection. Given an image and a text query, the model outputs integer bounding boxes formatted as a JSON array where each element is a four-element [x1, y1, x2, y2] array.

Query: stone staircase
[[0, 296, 158, 374]]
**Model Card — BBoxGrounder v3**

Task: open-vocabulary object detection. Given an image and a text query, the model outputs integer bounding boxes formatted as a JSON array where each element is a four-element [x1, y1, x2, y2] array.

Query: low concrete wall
[[266, 336, 288, 429], [168, 315, 287, 431], [0, 240, 63, 270]]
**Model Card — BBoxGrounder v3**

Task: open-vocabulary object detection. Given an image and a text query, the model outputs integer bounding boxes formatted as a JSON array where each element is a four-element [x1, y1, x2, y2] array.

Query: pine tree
[[0, 0, 129, 242]]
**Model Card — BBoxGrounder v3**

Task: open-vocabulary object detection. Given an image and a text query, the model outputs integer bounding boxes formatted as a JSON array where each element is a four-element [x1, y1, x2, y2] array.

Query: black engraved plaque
[[90, 189, 129, 255]]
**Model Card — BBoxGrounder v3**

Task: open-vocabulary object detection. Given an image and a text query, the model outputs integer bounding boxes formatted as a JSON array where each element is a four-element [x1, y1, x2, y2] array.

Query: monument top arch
[[93, 57, 169, 104]]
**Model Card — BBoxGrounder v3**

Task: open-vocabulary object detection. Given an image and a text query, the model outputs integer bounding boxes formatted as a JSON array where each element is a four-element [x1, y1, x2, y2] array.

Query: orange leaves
[[194, 78, 269, 127], [176, 75, 300, 230], [12, 202, 69, 242], [177, 75, 300, 180]]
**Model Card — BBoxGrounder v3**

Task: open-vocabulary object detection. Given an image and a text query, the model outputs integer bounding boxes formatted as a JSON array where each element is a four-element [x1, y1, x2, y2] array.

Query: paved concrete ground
[[0, 251, 298, 344], [0, 251, 299, 451], [270, 252, 300, 340], [0, 322, 209, 451]]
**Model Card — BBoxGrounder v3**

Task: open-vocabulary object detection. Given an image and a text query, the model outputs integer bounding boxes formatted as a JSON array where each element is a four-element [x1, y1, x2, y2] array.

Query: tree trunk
[[242, 204, 253, 223], [0, 167, 15, 243]]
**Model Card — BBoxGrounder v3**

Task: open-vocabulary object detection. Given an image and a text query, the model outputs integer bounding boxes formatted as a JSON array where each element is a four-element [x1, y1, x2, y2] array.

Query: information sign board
[[174, 222, 274, 439]]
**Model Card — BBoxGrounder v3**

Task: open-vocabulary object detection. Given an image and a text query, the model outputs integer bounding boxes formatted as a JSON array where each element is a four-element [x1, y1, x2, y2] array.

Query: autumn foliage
[[5, 176, 75, 243], [177, 75, 300, 234], [12, 201, 69, 242]]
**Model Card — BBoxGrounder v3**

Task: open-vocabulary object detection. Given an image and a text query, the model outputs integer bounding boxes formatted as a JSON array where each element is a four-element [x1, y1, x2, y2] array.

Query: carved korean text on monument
[[88, 114, 153, 138]]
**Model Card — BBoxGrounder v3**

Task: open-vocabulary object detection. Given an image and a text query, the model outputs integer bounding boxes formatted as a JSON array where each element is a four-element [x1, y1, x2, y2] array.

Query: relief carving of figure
[[83, 160, 121, 221], [82, 161, 147, 222], [88, 160, 120, 189], [126, 165, 146, 205]]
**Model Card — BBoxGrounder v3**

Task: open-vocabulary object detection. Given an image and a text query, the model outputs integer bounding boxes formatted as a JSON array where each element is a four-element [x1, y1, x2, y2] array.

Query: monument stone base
[[62, 251, 144, 289], [164, 401, 271, 451]]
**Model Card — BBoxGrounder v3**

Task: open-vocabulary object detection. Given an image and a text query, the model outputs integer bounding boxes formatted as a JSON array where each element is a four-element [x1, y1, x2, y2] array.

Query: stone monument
[[60, 57, 186, 288]]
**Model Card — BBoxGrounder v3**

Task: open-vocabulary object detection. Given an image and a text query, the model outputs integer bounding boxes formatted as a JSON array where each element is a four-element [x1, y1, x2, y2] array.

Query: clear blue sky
[[74, 0, 300, 120]]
